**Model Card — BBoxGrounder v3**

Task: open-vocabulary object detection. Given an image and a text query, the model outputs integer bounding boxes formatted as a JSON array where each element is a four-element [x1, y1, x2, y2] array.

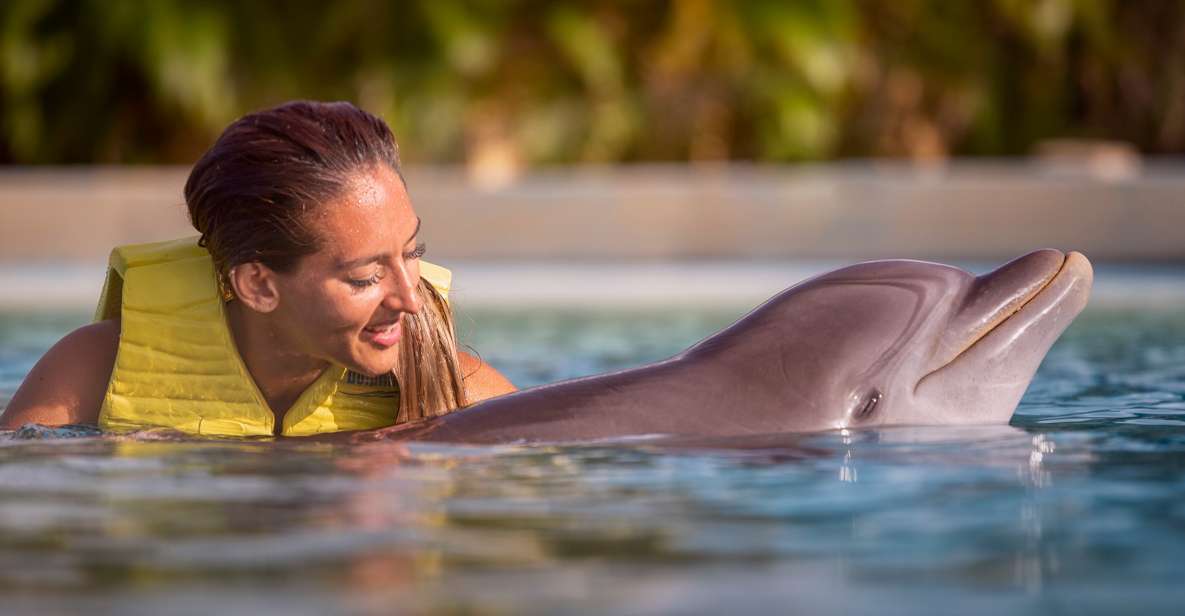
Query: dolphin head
[[688, 249, 1093, 433]]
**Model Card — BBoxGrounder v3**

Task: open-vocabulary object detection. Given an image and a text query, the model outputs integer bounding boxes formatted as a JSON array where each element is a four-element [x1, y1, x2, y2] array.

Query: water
[[2, 294, 1185, 614]]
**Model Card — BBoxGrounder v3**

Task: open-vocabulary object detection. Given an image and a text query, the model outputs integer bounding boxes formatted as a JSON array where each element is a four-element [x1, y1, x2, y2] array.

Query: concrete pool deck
[[3, 160, 1185, 261]]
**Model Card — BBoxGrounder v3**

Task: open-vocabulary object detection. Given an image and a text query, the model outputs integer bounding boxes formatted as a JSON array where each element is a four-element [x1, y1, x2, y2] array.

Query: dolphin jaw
[[922, 250, 1069, 380], [911, 251, 1092, 422]]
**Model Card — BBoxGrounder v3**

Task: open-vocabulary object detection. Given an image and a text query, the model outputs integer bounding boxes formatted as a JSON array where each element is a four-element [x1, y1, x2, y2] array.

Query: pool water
[[2, 295, 1185, 614]]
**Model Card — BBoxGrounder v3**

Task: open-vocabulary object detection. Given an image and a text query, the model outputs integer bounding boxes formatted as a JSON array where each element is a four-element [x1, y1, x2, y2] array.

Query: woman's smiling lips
[[361, 320, 402, 348]]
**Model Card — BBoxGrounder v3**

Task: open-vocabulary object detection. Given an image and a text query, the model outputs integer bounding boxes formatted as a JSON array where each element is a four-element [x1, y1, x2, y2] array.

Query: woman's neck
[[224, 302, 329, 422]]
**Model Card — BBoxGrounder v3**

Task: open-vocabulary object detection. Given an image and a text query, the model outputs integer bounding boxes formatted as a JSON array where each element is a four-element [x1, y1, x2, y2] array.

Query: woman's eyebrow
[[337, 253, 387, 270], [406, 217, 422, 245], [336, 218, 422, 269]]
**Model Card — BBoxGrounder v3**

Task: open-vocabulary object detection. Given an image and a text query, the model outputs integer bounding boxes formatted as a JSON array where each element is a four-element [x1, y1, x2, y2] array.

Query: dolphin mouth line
[[931, 252, 1069, 375]]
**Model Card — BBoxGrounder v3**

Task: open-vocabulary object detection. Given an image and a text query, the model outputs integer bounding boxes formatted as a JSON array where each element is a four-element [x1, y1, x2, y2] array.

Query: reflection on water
[[1, 303, 1185, 614]]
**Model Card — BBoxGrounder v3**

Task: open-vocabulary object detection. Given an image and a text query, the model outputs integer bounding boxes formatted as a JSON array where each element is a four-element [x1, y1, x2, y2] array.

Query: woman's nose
[[383, 264, 422, 314]]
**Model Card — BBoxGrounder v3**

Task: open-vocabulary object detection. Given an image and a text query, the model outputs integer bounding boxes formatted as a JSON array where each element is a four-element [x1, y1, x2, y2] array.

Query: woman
[[1, 101, 515, 436]]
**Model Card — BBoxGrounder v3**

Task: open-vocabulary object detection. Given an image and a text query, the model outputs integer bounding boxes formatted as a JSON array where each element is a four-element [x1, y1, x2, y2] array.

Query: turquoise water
[[2, 290, 1185, 613]]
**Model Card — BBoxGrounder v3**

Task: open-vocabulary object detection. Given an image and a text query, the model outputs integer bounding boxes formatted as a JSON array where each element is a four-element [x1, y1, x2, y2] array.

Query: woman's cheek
[[331, 289, 381, 330], [303, 286, 360, 332]]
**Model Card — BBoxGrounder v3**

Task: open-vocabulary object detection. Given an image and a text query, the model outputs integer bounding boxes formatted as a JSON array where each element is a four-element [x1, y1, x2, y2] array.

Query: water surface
[[1, 291, 1184, 614]]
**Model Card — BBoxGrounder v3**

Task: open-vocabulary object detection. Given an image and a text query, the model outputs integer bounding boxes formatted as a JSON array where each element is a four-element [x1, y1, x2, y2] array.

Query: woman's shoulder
[[47, 320, 121, 364], [458, 350, 517, 403], [0, 319, 121, 429], [62, 319, 121, 347]]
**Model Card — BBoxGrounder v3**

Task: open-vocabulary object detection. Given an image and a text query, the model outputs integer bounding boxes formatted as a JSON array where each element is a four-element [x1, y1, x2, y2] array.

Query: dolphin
[[367, 249, 1093, 444]]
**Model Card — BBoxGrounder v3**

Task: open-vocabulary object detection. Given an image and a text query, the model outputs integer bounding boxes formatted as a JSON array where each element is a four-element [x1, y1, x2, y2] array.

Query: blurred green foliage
[[2, 0, 1183, 164]]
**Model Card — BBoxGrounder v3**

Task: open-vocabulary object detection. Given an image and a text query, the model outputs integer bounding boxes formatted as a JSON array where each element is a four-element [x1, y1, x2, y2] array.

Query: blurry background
[[6, 0, 1185, 164], [1, 0, 1184, 309]]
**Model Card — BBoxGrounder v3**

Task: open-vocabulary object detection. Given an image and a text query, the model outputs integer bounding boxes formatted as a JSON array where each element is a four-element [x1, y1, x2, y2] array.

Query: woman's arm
[[459, 350, 516, 402], [0, 319, 120, 429]]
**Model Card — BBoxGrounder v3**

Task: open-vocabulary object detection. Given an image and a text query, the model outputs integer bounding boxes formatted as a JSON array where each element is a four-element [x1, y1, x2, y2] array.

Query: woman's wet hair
[[185, 100, 402, 275], [184, 100, 467, 420]]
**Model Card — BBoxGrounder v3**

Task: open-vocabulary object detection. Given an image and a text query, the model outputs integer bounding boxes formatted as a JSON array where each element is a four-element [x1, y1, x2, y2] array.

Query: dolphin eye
[[855, 389, 882, 421]]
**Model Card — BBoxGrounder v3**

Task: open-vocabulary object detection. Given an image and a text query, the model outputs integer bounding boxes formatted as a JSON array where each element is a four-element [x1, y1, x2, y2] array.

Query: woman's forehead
[[314, 167, 418, 254]]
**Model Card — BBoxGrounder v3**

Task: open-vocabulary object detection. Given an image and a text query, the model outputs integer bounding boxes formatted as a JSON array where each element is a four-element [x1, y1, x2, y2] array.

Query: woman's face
[[269, 165, 425, 376]]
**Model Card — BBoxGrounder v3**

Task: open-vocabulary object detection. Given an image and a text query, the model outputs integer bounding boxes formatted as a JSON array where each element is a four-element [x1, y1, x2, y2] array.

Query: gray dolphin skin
[[375, 249, 1093, 444]]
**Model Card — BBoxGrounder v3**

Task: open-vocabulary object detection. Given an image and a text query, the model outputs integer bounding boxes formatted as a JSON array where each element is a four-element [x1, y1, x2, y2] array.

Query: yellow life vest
[[94, 237, 452, 437]]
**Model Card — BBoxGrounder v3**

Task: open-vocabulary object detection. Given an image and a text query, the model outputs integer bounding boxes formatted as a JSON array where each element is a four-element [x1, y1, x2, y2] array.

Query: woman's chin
[[344, 349, 400, 378]]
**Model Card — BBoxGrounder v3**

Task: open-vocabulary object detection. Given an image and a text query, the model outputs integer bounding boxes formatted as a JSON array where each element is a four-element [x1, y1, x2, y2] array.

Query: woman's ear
[[228, 263, 281, 313]]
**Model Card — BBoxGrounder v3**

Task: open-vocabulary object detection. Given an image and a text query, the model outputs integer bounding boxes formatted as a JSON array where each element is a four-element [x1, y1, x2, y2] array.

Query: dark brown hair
[[184, 100, 467, 421], [185, 100, 402, 276]]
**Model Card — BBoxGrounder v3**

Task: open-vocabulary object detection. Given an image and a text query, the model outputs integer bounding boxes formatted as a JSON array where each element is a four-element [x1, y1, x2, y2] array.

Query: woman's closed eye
[[348, 268, 385, 289], [348, 274, 380, 288]]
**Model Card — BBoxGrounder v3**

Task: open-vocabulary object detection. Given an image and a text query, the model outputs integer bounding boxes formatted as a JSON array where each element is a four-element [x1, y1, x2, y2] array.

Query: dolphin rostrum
[[369, 249, 1093, 444]]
